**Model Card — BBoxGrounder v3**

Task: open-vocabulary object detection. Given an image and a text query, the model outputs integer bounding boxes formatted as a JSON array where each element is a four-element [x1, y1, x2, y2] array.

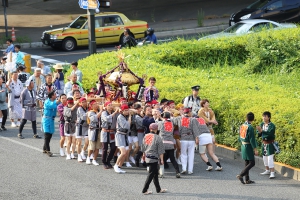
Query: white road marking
[[0, 135, 43, 153], [1, 49, 70, 66]]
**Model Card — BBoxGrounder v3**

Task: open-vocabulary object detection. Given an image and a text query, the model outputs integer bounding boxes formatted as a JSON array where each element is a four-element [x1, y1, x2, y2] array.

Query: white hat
[[25, 78, 33, 87], [34, 68, 41, 71], [53, 64, 64, 70]]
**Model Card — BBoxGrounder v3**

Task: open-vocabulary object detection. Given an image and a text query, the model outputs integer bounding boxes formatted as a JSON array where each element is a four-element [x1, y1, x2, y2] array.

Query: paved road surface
[[0, 113, 299, 200]]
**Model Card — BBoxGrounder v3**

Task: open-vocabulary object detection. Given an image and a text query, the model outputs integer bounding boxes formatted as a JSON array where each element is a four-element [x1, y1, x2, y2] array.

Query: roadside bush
[[72, 27, 300, 168]]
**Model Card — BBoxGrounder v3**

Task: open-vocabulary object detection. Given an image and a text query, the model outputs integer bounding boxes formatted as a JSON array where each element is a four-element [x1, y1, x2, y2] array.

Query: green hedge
[[69, 27, 300, 168]]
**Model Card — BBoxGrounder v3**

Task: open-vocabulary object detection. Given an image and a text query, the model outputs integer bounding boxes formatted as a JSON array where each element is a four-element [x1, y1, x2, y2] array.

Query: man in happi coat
[[7, 71, 23, 128], [18, 79, 42, 139]]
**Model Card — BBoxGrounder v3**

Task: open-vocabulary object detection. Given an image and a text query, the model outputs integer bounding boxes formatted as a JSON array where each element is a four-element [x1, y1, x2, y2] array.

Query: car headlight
[[50, 35, 57, 40], [240, 14, 251, 20]]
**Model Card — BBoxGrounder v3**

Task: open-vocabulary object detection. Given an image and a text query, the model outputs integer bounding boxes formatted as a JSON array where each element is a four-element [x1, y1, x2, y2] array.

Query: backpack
[[182, 95, 200, 104]]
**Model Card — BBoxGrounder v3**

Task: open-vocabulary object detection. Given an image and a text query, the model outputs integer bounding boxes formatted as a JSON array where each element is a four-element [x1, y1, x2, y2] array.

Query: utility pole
[[88, 8, 96, 55], [2, 0, 8, 37]]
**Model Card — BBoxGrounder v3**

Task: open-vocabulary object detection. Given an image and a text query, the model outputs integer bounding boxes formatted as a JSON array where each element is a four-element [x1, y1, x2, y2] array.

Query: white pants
[[263, 154, 274, 168], [180, 140, 195, 172]]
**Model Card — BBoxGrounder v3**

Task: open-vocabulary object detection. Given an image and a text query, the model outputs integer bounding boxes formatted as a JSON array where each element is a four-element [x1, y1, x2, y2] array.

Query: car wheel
[[62, 38, 76, 51]]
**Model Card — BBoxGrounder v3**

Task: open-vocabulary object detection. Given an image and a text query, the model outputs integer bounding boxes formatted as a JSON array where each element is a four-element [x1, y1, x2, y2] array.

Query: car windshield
[[224, 23, 248, 33], [68, 16, 87, 29], [247, 0, 269, 9]]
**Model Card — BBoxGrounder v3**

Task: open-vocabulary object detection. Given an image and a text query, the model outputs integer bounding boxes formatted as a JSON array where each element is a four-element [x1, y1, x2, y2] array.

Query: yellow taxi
[[41, 12, 148, 51]]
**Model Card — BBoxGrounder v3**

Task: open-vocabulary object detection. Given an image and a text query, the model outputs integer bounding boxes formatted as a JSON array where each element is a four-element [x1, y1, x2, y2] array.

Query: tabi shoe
[[11, 122, 17, 127], [119, 168, 126, 174], [33, 134, 42, 139], [181, 170, 187, 174], [215, 166, 223, 171], [143, 190, 153, 195], [66, 154, 71, 160], [16, 121, 21, 127], [236, 175, 245, 184], [260, 170, 270, 175], [245, 180, 255, 184], [126, 162, 132, 168], [18, 134, 24, 139], [59, 148, 65, 157], [188, 171, 193, 175], [1, 126, 7, 131], [206, 166, 213, 171], [176, 173, 181, 178], [114, 165, 121, 173], [47, 151, 53, 157], [86, 158, 91, 165], [103, 164, 110, 169], [107, 163, 113, 168], [71, 153, 75, 159], [80, 151, 86, 160], [77, 154, 83, 162], [269, 172, 275, 179], [129, 156, 135, 164], [92, 160, 99, 166], [159, 189, 167, 193]]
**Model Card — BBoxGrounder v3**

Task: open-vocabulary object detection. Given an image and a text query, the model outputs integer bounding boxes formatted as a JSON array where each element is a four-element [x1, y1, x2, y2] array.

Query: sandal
[[159, 189, 167, 193], [245, 180, 255, 184], [143, 191, 153, 195]]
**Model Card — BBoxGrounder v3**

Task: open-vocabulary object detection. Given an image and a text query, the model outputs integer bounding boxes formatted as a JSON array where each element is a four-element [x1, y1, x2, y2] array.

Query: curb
[[215, 143, 300, 181], [1, 25, 228, 49]]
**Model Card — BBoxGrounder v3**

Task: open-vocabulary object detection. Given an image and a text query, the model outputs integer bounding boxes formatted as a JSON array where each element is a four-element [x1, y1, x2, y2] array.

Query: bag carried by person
[[272, 141, 280, 154]]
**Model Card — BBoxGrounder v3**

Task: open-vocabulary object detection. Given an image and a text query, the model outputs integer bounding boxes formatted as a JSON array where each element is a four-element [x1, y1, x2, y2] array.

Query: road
[[21, 36, 187, 66], [0, 112, 299, 200]]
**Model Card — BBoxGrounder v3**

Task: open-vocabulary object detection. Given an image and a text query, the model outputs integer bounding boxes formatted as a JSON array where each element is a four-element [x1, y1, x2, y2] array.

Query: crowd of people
[[1, 38, 277, 194]]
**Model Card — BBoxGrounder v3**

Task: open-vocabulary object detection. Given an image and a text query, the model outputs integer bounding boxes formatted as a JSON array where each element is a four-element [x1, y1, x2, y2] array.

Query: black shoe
[[33, 134, 42, 139], [1, 126, 6, 131], [18, 134, 24, 139], [236, 175, 245, 184]]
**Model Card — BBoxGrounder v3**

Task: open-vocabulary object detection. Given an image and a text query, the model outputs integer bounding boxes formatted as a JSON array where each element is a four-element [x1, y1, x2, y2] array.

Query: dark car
[[229, 0, 300, 26]]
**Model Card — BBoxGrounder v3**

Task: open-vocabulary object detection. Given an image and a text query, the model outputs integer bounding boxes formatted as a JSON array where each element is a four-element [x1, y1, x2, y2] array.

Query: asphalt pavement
[[0, 112, 299, 199]]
